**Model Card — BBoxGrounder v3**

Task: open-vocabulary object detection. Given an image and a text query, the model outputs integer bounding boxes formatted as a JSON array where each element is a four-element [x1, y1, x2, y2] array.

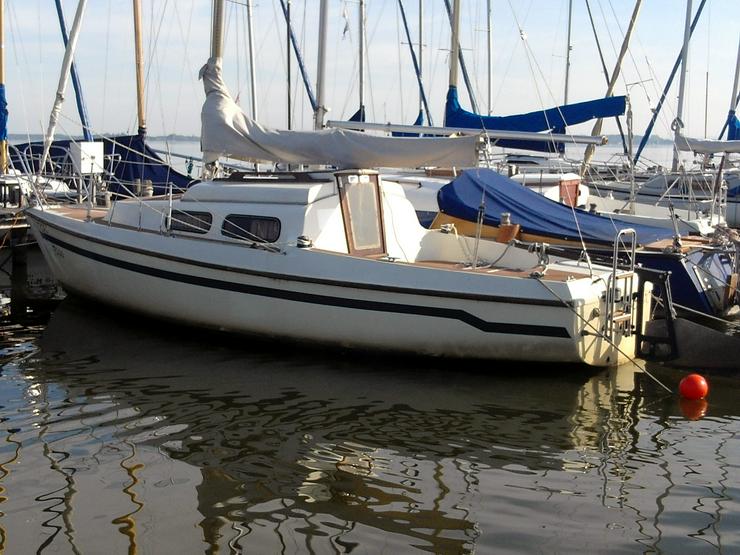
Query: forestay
[[200, 58, 481, 169]]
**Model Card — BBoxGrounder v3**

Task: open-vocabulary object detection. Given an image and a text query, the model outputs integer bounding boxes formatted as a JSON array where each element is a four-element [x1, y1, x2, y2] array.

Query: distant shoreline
[[7, 133, 200, 142]]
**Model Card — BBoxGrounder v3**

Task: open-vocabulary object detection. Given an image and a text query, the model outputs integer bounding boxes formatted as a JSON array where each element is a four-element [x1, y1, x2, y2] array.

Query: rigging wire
[[584, 0, 629, 155], [362, 1, 390, 123], [5, 0, 35, 141], [395, 0, 405, 124], [299, 0, 308, 129], [533, 277, 672, 394], [170, 0, 198, 136], [101, 1, 112, 133], [503, 0, 651, 267]]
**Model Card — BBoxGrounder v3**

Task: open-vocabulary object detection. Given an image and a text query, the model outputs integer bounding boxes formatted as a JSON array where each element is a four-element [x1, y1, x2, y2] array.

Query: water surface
[[1, 294, 738, 554]]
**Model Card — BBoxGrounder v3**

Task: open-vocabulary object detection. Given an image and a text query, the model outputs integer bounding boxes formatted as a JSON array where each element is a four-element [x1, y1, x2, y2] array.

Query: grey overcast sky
[[4, 0, 739, 143]]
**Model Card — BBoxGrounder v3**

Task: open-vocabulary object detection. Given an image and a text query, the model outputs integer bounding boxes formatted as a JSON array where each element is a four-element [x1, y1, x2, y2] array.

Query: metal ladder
[[605, 228, 637, 342]]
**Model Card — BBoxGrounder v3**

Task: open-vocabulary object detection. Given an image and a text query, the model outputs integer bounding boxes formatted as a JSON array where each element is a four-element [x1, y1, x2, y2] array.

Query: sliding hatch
[[335, 170, 386, 256]]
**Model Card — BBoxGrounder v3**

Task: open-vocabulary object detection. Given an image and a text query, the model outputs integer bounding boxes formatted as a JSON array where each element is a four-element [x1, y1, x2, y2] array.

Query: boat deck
[[51, 206, 109, 221], [413, 259, 585, 281], [53, 206, 588, 282], [642, 236, 714, 253]]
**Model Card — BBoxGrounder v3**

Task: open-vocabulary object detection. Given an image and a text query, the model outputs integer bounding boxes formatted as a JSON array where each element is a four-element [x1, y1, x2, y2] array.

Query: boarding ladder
[[604, 229, 637, 342]]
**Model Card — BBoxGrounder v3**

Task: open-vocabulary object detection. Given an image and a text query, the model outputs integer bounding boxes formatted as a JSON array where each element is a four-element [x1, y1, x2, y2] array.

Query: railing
[[605, 228, 636, 342]]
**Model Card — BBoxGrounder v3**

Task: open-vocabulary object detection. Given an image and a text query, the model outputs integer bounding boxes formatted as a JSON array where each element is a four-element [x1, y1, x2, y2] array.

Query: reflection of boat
[[24, 298, 737, 553], [32, 297, 597, 553]]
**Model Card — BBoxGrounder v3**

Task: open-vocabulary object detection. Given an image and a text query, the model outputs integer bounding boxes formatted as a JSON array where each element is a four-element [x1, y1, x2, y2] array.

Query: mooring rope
[[532, 275, 673, 394]]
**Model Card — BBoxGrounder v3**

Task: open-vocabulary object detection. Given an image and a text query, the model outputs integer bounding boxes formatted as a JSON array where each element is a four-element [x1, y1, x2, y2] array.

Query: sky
[[4, 0, 739, 147]]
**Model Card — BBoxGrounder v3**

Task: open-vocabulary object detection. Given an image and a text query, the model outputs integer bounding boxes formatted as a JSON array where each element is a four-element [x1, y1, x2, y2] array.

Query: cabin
[[102, 168, 573, 273]]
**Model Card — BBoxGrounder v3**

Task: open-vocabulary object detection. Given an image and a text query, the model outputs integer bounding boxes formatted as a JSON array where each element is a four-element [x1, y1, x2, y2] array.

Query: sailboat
[[25, 0, 680, 368], [431, 168, 739, 318]]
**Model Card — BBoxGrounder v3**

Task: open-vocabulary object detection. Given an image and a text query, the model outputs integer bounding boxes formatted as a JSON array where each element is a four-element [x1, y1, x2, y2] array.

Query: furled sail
[[200, 58, 481, 169], [444, 86, 626, 153], [675, 133, 740, 154]]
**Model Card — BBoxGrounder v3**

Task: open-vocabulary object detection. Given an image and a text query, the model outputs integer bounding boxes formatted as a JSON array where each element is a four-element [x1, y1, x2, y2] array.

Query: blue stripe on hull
[[41, 232, 573, 339]]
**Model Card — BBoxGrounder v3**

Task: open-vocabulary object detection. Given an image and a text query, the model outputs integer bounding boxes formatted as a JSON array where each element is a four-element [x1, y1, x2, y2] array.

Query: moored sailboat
[[25, 2, 677, 367]]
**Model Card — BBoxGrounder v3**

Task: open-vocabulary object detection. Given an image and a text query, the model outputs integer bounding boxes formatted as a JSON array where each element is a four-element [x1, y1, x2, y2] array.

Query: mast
[[564, 0, 573, 105], [54, 0, 93, 142], [443, 0, 478, 112], [731, 37, 740, 112], [286, 0, 292, 129], [246, 0, 258, 120], [278, 0, 318, 115], [584, 0, 628, 154], [448, 0, 461, 90], [672, 0, 693, 172], [486, 0, 492, 115], [0, 0, 7, 174], [314, 0, 329, 130], [633, 0, 707, 164], [132, 0, 147, 135], [719, 35, 740, 139], [358, 0, 365, 118], [704, 70, 709, 138], [211, 0, 225, 59], [39, 0, 88, 179], [398, 0, 433, 125], [419, 0, 424, 115], [581, 0, 642, 175]]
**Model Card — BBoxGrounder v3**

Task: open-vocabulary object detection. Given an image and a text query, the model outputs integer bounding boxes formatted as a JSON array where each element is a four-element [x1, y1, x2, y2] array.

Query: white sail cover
[[675, 134, 740, 154], [200, 58, 481, 168]]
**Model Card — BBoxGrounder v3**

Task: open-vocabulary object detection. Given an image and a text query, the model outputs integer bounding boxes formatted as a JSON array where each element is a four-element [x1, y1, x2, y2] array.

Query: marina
[[0, 0, 739, 552]]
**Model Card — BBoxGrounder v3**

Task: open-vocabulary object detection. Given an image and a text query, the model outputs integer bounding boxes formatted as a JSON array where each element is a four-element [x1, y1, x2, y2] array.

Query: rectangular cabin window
[[170, 210, 212, 234], [337, 173, 385, 255], [221, 215, 281, 243]]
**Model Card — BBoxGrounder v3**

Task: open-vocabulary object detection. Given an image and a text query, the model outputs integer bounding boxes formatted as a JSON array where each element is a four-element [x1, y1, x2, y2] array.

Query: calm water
[[0, 249, 738, 554]]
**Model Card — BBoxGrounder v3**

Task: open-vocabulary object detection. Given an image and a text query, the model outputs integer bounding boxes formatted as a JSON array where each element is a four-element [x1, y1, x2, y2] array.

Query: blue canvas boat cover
[[437, 168, 673, 246], [10, 134, 193, 196], [0, 85, 7, 142], [728, 113, 740, 141], [392, 110, 425, 137], [444, 86, 626, 153]]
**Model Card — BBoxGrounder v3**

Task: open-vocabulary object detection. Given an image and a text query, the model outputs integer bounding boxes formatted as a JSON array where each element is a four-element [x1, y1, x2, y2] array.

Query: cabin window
[[221, 215, 281, 243], [337, 172, 385, 255], [170, 210, 212, 234]]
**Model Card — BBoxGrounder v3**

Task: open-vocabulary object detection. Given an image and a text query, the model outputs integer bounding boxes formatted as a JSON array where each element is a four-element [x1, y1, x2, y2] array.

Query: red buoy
[[679, 373, 709, 400]]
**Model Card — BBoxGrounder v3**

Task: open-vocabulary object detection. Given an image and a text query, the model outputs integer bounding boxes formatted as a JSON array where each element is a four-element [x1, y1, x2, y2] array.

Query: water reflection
[[0, 298, 737, 553]]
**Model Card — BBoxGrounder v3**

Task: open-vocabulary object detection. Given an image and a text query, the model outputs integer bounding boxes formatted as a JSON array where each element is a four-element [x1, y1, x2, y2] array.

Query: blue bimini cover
[[437, 168, 673, 246], [444, 86, 626, 153]]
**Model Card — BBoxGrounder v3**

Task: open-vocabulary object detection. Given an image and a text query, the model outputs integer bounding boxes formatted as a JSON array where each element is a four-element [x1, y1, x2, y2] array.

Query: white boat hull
[[28, 208, 636, 366]]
